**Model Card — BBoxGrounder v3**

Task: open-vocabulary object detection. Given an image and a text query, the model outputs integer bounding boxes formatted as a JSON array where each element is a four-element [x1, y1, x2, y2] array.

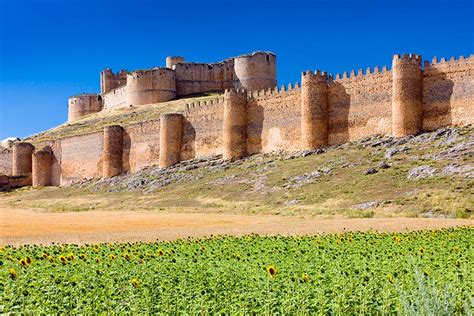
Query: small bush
[[455, 208, 471, 219]]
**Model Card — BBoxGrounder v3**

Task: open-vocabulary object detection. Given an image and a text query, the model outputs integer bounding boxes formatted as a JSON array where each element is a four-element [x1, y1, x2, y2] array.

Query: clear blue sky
[[0, 0, 472, 139]]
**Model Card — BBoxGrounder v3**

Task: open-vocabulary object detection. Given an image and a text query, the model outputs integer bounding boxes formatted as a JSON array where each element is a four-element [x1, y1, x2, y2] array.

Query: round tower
[[233, 52, 276, 91], [12, 142, 35, 176], [166, 56, 185, 69], [68, 94, 103, 123], [392, 53, 423, 137], [223, 89, 248, 161], [102, 125, 123, 177], [126, 68, 176, 106], [159, 113, 184, 168], [301, 70, 329, 149], [32, 147, 52, 187]]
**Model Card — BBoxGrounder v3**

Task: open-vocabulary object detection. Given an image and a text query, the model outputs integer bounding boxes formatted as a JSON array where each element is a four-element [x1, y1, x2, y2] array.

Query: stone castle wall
[[103, 85, 127, 109], [68, 94, 103, 122], [126, 68, 177, 106], [2, 53, 473, 187], [101, 69, 127, 94], [0, 147, 12, 176], [247, 86, 302, 154], [328, 66, 393, 145], [123, 120, 162, 172], [182, 97, 225, 159], [422, 56, 474, 130], [173, 61, 234, 96], [60, 132, 103, 185]]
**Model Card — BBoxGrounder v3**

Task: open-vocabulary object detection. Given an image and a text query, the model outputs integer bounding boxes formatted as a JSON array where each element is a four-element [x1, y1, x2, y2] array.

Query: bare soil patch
[[1, 207, 472, 246]]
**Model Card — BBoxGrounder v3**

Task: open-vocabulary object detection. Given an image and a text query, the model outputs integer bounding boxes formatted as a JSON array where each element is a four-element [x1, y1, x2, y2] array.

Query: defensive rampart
[[2, 53, 472, 187]]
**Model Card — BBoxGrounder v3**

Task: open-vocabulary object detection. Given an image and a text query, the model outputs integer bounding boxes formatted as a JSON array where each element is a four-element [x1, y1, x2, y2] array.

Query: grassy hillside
[[26, 93, 221, 146], [2, 125, 473, 219]]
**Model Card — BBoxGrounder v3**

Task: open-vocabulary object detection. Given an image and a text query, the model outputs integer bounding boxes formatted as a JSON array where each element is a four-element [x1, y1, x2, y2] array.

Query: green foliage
[[1, 227, 473, 313], [455, 208, 471, 219]]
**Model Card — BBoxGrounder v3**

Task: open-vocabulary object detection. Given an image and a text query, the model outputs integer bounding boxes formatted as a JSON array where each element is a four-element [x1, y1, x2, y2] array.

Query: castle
[[0, 51, 473, 188]]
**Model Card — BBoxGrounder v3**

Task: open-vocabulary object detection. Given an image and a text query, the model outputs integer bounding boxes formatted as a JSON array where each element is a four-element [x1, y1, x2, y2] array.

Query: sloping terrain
[[25, 93, 220, 146], [1, 125, 473, 219]]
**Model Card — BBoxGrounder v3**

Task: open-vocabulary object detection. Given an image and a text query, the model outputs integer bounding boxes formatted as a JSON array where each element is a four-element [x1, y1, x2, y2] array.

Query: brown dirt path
[[1, 207, 472, 246]]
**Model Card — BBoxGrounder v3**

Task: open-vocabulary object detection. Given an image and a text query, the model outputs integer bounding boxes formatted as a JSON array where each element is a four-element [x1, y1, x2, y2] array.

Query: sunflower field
[[1, 227, 473, 313]]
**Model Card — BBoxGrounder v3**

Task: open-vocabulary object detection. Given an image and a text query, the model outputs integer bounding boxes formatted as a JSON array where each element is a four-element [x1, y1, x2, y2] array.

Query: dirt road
[[1, 207, 472, 246]]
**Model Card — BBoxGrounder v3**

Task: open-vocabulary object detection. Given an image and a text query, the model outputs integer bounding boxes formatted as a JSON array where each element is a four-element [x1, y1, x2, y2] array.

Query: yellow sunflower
[[302, 273, 310, 283], [19, 258, 29, 268], [387, 273, 395, 284], [131, 278, 140, 288], [266, 265, 277, 277], [59, 255, 67, 264]]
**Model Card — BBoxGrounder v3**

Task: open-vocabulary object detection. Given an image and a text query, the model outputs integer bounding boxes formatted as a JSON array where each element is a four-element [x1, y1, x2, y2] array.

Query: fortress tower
[[32, 147, 52, 187], [126, 68, 177, 106], [223, 89, 248, 160], [159, 113, 184, 168], [100, 69, 128, 94], [68, 94, 103, 122], [233, 52, 276, 91], [392, 54, 423, 137], [102, 125, 123, 177], [300, 70, 329, 149], [12, 142, 35, 176], [166, 56, 185, 69]]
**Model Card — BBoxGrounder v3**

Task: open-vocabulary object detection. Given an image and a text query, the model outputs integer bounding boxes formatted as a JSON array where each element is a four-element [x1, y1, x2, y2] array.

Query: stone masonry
[[0, 52, 473, 187]]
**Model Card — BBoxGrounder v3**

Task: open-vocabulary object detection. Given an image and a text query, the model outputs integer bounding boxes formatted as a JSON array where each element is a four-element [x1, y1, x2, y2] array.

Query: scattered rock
[[365, 168, 378, 175], [378, 161, 391, 169], [433, 140, 474, 160], [407, 166, 437, 180], [301, 148, 325, 157], [284, 199, 300, 206], [208, 175, 238, 186], [353, 201, 379, 210], [284, 168, 332, 188], [441, 164, 474, 178], [384, 147, 406, 159], [320, 166, 332, 174]]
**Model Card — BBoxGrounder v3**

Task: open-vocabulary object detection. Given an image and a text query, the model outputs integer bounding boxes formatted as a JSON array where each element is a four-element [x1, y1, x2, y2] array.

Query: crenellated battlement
[[331, 65, 391, 83], [100, 68, 128, 95], [184, 96, 225, 113], [393, 53, 422, 65], [423, 54, 474, 72], [102, 68, 128, 75], [128, 67, 175, 78], [248, 81, 301, 100], [224, 88, 247, 97], [302, 70, 328, 81]]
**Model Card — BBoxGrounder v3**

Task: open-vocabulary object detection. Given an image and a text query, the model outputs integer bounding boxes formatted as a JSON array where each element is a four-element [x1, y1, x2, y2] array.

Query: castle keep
[[69, 52, 277, 121], [0, 51, 473, 188]]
